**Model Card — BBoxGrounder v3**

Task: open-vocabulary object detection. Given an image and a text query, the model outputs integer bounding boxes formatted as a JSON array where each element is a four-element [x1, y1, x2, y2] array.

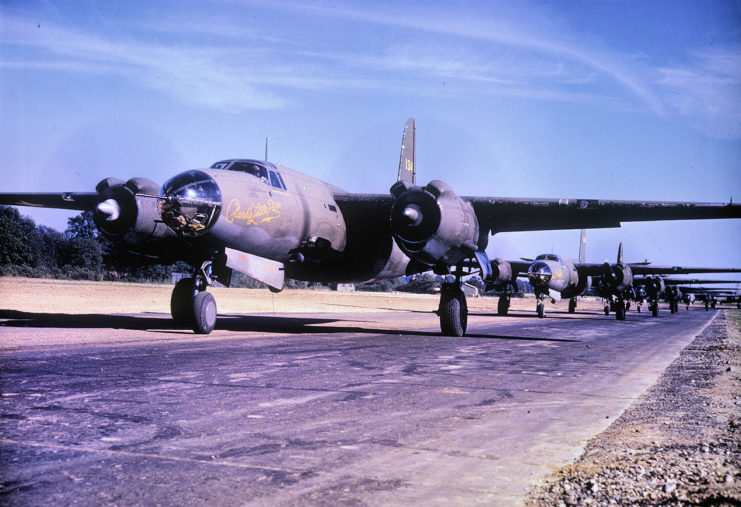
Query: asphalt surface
[[0, 305, 719, 505]]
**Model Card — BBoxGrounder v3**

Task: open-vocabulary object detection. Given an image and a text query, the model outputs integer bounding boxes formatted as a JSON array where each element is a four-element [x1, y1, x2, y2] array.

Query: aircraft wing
[[630, 266, 741, 275], [0, 192, 98, 212], [648, 278, 741, 285], [334, 193, 741, 236], [464, 197, 741, 234]]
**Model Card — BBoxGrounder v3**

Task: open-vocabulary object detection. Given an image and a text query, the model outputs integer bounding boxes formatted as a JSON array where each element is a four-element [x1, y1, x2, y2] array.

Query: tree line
[[0, 205, 188, 283]]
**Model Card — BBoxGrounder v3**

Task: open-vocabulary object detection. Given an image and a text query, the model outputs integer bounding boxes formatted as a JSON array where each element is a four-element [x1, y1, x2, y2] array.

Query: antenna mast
[[265, 137, 269, 161]]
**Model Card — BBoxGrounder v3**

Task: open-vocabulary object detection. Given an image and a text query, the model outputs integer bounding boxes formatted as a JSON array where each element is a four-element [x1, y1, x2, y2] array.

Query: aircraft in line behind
[[483, 234, 741, 319], [2, 119, 740, 335]]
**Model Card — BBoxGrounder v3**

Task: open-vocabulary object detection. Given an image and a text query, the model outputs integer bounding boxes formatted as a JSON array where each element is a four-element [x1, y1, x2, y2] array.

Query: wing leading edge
[[467, 197, 741, 234], [0, 192, 98, 212]]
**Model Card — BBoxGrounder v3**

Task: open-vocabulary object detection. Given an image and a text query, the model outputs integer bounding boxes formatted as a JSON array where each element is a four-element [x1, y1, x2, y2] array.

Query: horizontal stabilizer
[[225, 248, 284, 291]]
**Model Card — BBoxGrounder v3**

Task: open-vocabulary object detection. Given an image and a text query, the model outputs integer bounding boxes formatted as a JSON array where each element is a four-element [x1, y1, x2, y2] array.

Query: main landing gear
[[649, 300, 659, 317], [604, 298, 627, 320], [568, 298, 577, 314], [170, 260, 218, 334], [614, 299, 626, 320]]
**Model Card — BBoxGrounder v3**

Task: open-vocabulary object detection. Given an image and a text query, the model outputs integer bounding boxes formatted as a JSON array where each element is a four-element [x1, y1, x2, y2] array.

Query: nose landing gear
[[438, 282, 468, 337], [170, 260, 220, 334]]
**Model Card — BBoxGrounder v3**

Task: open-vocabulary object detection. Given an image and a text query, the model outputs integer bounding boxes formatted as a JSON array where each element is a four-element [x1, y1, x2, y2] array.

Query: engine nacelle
[[600, 262, 633, 291], [644, 276, 666, 298], [94, 177, 174, 248], [489, 258, 514, 285], [390, 180, 479, 267]]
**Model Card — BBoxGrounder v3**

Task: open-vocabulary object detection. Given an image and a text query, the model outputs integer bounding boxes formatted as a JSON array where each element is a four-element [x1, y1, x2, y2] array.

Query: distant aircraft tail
[[578, 229, 586, 263], [617, 242, 624, 264], [397, 118, 416, 184]]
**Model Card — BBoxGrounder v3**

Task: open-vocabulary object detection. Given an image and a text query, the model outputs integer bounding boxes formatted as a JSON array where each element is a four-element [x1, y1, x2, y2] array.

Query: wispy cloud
[[2, 1, 740, 139], [1, 16, 288, 111], [656, 49, 741, 139], [257, 0, 665, 112]]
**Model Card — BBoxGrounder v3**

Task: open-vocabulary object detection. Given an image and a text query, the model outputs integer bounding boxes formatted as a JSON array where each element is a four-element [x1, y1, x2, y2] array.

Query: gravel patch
[[528, 310, 741, 506]]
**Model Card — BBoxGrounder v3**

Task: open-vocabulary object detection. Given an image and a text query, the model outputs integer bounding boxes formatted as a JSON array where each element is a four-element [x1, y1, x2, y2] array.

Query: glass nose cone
[[528, 261, 553, 287], [159, 170, 222, 237]]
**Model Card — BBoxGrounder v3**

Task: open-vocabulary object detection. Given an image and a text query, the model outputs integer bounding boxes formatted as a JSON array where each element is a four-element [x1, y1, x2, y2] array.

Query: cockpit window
[[535, 254, 560, 261], [269, 171, 283, 189], [210, 160, 231, 169], [277, 172, 287, 190], [230, 161, 269, 183]]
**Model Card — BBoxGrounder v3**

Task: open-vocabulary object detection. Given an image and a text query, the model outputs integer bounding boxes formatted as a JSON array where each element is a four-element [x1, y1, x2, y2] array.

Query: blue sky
[[1, 0, 740, 272]]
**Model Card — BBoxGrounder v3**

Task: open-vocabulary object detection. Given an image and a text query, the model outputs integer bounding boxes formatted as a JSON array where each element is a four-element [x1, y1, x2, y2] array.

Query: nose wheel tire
[[171, 277, 196, 325], [537, 302, 545, 318], [439, 287, 468, 337], [192, 291, 217, 334], [170, 278, 217, 334]]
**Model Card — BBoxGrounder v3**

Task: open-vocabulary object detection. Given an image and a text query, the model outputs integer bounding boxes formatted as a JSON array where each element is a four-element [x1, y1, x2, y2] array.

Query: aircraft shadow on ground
[[473, 310, 608, 321], [0, 310, 576, 343]]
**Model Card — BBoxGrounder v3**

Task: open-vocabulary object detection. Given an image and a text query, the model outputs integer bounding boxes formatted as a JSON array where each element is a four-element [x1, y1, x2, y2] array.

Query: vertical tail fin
[[397, 118, 416, 184], [617, 242, 624, 264], [578, 229, 586, 263]]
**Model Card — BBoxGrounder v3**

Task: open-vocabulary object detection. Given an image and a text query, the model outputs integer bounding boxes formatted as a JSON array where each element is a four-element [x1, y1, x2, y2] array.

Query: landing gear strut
[[535, 292, 546, 318], [170, 260, 219, 334]]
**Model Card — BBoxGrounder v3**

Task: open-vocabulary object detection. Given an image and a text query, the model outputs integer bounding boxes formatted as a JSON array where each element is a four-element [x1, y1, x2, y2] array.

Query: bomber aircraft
[[484, 237, 741, 319], [1, 119, 741, 336]]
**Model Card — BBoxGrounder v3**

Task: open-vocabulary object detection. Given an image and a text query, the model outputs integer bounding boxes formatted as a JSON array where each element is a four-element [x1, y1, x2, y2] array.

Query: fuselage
[[527, 254, 584, 298], [160, 159, 410, 284]]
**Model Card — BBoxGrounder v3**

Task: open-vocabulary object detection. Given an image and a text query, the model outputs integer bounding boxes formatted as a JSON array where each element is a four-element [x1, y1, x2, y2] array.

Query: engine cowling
[[600, 262, 633, 290], [94, 177, 174, 247], [489, 258, 513, 285], [390, 180, 479, 267], [644, 276, 665, 298]]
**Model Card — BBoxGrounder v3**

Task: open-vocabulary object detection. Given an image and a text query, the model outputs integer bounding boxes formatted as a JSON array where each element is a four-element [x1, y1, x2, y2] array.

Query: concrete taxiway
[[0, 305, 720, 504]]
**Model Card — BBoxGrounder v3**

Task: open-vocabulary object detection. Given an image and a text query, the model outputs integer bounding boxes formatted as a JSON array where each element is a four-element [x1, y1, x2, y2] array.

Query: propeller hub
[[96, 198, 120, 221]]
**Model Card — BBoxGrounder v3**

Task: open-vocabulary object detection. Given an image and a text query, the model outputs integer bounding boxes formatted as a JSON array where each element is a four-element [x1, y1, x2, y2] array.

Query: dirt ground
[[527, 311, 741, 506], [0, 277, 608, 315]]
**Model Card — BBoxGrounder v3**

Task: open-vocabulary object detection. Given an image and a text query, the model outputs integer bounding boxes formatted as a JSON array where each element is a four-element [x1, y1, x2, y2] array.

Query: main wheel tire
[[439, 289, 467, 337], [497, 296, 509, 316], [568, 299, 577, 314], [652, 304, 658, 317], [192, 291, 217, 334], [616, 301, 626, 320], [604, 305, 610, 316], [171, 277, 196, 325], [537, 302, 545, 319]]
